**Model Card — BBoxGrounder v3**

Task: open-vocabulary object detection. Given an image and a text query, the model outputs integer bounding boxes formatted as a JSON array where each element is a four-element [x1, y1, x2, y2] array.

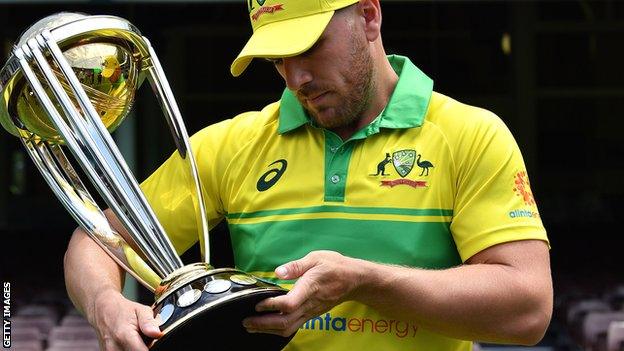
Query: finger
[[250, 296, 319, 330], [266, 275, 321, 313], [276, 253, 319, 279], [245, 314, 309, 337], [121, 330, 150, 351], [255, 296, 281, 312], [243, 312, 294, 331], [256, 282, 321, 314], [135, 306, 163, 338], [256, 289, 306, 313]]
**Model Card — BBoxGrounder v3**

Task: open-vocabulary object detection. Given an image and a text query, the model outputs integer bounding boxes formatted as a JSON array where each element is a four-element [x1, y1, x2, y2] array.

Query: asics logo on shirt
[[257, 159, 288, 191]]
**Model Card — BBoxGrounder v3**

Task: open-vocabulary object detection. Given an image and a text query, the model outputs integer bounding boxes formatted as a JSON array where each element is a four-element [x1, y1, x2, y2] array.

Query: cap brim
[[230, 11, 334, 77]]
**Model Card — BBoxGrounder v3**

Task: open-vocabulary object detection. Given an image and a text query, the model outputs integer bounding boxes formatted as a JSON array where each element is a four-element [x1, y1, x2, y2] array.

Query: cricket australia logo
[[370, 149, 433, 189], [392, 150, 416, 178]]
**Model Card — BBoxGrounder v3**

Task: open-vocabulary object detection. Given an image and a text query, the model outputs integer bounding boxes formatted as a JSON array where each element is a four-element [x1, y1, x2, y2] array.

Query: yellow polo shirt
[[141, 55, 548, 350]]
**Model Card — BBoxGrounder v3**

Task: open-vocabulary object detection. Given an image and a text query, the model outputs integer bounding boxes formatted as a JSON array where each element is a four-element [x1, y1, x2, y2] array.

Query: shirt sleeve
[[140, 125, 227, 256], [448, 108, 548, 262]]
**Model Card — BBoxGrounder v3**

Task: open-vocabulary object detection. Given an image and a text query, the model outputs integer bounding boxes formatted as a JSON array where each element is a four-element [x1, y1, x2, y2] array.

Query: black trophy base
[[149, 268, 294, 350]]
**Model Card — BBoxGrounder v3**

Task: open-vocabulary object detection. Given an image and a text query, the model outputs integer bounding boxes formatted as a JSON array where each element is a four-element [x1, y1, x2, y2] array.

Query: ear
[[356, 0, 382, 42]]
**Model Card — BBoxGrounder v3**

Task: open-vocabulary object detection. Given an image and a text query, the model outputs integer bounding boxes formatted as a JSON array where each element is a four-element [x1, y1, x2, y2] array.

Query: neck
[[331, 46, 399, 140]]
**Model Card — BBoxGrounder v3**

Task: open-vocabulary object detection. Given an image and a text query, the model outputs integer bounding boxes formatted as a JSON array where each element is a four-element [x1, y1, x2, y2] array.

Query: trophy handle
[[13, 31, 183, 278], [2, 15, 295, 350], [143, 37, 211, 265], [20, 133, 160, 290]]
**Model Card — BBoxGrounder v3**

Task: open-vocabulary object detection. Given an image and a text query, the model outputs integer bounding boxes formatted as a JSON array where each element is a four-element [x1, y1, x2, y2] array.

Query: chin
[[311, 110, 339, 127]]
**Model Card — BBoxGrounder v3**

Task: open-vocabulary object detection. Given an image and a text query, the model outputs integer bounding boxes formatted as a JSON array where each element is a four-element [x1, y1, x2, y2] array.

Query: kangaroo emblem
[[370, 153, 392, 176]]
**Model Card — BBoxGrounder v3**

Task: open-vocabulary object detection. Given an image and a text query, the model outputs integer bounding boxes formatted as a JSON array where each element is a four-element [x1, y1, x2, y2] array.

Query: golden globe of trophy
[[0, 13, 293, 350]]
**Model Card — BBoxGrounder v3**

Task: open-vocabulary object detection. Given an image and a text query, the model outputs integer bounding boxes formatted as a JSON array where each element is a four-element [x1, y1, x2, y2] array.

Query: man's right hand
[[90, 289, 163, 351]]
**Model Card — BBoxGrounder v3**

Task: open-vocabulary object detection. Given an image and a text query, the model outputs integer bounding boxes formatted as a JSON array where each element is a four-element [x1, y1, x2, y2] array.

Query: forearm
[[64, 226, 125, 323], [245, 241, 552, 343], [353, 258, 552, 344]]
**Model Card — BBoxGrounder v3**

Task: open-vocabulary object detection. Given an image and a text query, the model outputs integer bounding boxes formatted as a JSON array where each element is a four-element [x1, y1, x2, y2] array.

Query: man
[[64, 0, 553, 350]]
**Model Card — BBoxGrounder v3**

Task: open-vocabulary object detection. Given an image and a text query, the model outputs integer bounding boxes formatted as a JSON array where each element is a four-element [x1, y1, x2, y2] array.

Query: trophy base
[[149, 266, 294, 350]]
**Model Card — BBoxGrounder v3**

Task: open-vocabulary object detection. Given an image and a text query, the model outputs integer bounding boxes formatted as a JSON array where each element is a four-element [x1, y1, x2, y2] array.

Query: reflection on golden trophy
[[0, 13, 293, 350]]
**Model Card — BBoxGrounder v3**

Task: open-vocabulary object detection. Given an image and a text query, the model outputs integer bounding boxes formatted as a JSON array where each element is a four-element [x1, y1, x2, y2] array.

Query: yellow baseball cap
[[231, 0, 359, 77]]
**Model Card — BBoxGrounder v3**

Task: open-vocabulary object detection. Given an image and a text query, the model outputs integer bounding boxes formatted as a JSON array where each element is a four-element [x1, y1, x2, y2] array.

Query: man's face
[[272, 8, 374, 130]]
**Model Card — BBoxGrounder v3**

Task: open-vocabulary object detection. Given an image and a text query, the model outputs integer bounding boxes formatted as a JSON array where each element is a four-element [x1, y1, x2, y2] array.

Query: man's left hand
[[242, 250, 362, 337]]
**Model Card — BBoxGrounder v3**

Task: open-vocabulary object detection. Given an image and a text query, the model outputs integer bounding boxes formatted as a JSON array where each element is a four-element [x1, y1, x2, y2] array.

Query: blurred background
[[0, 0, 623, 350]]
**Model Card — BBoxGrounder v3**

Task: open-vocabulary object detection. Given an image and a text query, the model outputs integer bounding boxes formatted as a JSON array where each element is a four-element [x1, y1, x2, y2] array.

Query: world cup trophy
[[0, 13, 293, 350]]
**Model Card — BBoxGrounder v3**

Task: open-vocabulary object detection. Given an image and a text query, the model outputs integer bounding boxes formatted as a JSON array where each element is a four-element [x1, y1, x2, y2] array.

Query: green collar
[[277, 55, 434, 137]]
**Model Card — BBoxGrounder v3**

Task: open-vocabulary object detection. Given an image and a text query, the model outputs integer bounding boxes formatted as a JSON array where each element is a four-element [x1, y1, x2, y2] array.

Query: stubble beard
[[304, 35, 375, 131]]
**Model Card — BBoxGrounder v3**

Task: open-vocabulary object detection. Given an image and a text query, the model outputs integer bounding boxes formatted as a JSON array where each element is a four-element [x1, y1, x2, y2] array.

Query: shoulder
[[423, 91, 522, 175], [424, 91, 516, 151], [190, 101, 281, 153], [426, 91, 506, 133]]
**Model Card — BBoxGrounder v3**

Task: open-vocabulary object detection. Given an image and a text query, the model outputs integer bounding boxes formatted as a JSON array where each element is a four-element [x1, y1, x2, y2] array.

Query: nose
[[280, 56, 313, 91]]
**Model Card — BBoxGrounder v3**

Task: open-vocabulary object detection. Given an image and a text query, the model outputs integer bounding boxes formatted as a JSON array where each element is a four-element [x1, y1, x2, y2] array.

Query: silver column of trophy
[[0, 13, 293, 350]]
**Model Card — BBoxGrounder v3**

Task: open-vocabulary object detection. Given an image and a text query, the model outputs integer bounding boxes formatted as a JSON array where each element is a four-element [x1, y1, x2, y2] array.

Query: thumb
[[276, 254, 318, 280], [136, 305, 163, 338]]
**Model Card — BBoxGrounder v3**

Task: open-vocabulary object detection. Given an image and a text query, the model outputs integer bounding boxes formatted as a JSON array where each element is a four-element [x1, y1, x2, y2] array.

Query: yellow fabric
[[289, 301, 470, 351], [425, 94, 548, 261], [140, 106, 277, 255], [231, 0, 359, 76], [122, 243, 161, 289], [140, 93, 547, 351]]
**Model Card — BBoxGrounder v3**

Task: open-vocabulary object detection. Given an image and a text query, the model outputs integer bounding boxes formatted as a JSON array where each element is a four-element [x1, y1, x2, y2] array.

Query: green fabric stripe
[[229, 218, 461, 274], [227, 206, 453, 220], [323, 130, 354, 202]]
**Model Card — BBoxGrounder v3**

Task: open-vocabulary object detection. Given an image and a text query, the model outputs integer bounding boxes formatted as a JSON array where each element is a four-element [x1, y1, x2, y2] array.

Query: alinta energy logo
[[370, 149, 433, 189], [510, 171, 540, 219], [299, 312, 419, 339]]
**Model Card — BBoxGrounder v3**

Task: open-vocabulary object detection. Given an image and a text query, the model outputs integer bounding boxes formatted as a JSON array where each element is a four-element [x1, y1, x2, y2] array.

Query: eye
[[264, 57, 283, 65]]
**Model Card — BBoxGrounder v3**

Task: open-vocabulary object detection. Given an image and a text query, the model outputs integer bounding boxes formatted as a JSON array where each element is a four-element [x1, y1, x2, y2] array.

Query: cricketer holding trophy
[[1, 10, 292, 351], [4, 0, 553, 350]]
